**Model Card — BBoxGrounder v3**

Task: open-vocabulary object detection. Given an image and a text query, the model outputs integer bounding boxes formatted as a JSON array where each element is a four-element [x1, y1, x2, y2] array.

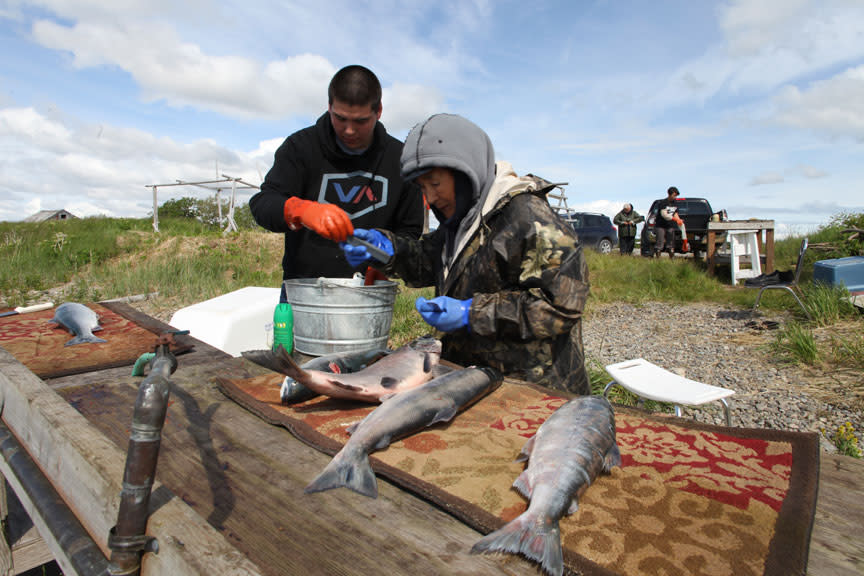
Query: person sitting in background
[[341, 114, 592, 395], [249, 65, 424, 301], [653, 186, 680, 258], [613, 203, 644, 255]]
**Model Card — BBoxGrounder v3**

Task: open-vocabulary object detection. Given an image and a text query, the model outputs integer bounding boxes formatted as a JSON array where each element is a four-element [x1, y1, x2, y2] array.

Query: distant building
[[23, 209, 78, 222]]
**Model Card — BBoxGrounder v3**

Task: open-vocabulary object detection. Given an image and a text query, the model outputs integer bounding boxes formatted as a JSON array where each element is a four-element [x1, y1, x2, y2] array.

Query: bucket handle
[[313, 279, 400, 302]]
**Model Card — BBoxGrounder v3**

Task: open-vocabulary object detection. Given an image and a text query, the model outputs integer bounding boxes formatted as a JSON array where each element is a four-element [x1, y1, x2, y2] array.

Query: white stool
[[727, 230, 762, 285], [604, 358, 735, 426]]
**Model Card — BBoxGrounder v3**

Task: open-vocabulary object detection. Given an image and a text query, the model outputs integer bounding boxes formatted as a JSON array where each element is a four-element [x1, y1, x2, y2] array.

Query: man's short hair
[[329, 65, 382, 113], [667, 186, 680, 196]]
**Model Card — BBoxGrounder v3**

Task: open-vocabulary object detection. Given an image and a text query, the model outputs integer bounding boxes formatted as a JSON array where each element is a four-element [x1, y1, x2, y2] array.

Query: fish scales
[[472, 395, 621, 576], [305, 365, 502, 498]]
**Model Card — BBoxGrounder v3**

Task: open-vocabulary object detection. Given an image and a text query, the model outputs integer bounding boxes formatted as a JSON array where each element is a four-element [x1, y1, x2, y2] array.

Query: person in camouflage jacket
[[613, 203, 644, 255], [342, 114, 591, 395]]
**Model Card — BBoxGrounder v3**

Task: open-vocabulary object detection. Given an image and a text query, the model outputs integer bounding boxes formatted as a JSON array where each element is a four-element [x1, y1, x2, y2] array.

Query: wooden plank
[[708, 219, 775, 231], [0, 347, 263, 575], [807, 453, 864, 576]]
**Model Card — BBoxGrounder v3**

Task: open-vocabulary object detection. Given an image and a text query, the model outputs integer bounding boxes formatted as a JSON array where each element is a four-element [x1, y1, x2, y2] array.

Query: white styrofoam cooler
[[169, 286, 280, 357]]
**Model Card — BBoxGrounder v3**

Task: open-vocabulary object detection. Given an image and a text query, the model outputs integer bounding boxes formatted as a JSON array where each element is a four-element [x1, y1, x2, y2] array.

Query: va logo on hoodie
[[319, 171, 389, 219]]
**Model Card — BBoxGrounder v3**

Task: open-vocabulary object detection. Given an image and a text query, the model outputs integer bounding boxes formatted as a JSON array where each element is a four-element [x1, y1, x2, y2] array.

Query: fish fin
[[567, 499, 579, 515], [65, 335, 107, 346], [345, 421, 361, 436], [604, 444, 623, 472], [92, 325, 104, 332], [512, 470, 532, 499], [379, 376, 399, 389], [372, 435, 393, 451], [471, 512, 563, 576], [430, 406, 459, 426], [304, 449, 378, 498], [515, 435, 536, 463], [330, 379, 364, 392]]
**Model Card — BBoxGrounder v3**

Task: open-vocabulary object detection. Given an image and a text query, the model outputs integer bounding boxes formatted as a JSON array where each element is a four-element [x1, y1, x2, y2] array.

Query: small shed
[[23, 210, 78, 223]]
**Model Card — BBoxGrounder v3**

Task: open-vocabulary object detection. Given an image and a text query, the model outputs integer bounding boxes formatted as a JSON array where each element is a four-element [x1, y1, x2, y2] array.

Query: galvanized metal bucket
[[283, 277, 398, 356]]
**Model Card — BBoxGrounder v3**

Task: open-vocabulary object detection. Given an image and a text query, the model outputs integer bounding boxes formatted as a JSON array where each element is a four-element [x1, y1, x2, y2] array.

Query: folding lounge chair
[[604, 358, 735, 426], [752, 237, 811, 320]]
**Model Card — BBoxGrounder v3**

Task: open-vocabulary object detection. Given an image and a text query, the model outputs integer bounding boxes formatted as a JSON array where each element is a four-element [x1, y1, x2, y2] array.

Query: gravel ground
[[583, 302, 863, 452]]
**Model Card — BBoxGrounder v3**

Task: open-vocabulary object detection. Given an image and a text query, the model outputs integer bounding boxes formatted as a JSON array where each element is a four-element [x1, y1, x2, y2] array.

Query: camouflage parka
[[382, 161, 591, 395]]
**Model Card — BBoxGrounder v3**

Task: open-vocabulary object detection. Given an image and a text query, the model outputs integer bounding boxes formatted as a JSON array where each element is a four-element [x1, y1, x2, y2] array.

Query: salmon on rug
[[0, 302, 193, 379], [216, 373, 819, 576]]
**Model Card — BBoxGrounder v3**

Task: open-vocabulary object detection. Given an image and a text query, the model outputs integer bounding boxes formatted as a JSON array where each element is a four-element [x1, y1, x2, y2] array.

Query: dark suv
[[563, 212, 618, 253], [640, 197, 725, 256]]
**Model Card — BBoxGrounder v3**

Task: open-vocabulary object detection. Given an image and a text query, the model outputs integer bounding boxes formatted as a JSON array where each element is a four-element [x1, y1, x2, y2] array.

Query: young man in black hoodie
[[250, 65, 424, 298]]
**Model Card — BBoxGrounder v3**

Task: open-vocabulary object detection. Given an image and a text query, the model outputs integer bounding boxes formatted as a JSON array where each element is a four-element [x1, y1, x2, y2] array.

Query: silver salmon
[[471, 395, 621, 576], [270, 336, 442, 403], [306, 365, 502, 498], [241, 347, 391, 404], [50, 302, 107, 346]]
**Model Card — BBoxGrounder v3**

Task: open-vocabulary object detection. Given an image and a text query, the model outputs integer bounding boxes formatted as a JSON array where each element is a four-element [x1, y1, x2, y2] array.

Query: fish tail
[[471, 513, 563, 576], [65, 335, 107, 346], [304, 449, 378, 498], [271, 344, 307, 381]]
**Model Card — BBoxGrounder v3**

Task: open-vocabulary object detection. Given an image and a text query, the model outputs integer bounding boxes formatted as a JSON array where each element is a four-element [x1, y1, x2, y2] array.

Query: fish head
[[407, 336, 443, 357]]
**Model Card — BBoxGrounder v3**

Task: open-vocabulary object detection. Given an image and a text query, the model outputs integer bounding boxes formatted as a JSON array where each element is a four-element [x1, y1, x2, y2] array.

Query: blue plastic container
[[813, 256, 864, 293]]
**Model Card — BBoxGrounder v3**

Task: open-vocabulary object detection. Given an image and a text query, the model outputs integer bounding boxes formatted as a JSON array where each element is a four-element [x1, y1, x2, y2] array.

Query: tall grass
[[770, 322, 820, 365], [1, 217, 222, 302], [803, 282, 858, 326]]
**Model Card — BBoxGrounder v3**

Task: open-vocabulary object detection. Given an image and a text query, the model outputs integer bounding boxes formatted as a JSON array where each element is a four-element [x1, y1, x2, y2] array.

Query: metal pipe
[[0, 422, 111, 576], [108, 348, 177, 575]]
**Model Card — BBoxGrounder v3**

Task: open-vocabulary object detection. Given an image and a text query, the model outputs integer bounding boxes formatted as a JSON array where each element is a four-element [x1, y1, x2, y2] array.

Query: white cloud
[[0, 105, 261, 220], [797, 164, 828, 179], [750, 172, 784, 186], [771, 65, 864, 141], [660, 0, 864, 106], [383, 82, 446, 134]]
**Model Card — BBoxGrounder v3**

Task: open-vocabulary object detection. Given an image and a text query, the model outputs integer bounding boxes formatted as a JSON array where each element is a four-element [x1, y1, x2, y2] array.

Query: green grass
[[770, 322, 820, 365]]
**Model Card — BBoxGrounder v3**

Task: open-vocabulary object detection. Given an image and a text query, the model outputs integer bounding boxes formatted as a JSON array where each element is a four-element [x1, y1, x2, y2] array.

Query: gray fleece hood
[[401, 114, 496, 209]]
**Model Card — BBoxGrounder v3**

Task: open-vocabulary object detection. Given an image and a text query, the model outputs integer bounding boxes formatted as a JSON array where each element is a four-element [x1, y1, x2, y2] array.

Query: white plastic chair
[[604, 358, 735, 426]]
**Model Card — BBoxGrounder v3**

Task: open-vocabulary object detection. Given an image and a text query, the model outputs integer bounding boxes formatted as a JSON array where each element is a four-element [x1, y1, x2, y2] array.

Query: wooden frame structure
[[145, 174, 259, 234]]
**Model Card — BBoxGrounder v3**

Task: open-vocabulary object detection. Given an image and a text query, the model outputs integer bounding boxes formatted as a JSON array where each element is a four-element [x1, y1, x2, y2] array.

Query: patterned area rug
[[0, 302, 192, 378], [215, 373, 819, 576]]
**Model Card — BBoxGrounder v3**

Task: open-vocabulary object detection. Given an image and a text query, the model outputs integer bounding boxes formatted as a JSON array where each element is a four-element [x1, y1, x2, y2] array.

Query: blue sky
[[1, 0, 862, 237]]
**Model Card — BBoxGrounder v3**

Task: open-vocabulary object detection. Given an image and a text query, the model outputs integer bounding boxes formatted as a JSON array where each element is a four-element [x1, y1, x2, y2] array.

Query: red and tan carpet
[[215, 373, 819, 576], [0, 302, 193, 379]]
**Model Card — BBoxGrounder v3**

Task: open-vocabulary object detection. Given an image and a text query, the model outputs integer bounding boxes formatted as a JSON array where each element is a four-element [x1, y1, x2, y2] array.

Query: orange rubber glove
[[283, 197, 354, 242]]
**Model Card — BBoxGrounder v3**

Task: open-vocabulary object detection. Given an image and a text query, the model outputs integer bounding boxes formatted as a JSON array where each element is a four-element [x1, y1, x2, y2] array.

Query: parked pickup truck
[[640, 197, 726, 257]]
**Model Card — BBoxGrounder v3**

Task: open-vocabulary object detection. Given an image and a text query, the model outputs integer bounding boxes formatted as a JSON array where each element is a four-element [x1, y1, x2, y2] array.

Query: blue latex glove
[[415, 296, 472, 332], [340, 228, 394, 268]]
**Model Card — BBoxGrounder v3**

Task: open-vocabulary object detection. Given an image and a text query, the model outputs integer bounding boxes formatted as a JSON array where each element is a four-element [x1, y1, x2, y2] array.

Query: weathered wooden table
[[1, 303, 861, 575], [706, 220, 776, 277]]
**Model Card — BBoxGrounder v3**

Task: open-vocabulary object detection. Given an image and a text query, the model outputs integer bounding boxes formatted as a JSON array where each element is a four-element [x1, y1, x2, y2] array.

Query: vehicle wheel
[[598, 238, 613, 254]]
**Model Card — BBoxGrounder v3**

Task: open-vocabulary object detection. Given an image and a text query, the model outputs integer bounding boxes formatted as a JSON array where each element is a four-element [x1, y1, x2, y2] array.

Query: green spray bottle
[[272, 302, 294, 353]]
